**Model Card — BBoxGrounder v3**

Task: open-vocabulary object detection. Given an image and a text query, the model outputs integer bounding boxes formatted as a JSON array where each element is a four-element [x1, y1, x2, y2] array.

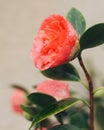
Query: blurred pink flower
[[37, 127, 47, 130], [31, 14, 79, 70], [10, 89, 27, 114], [37, 80, 70, 101]]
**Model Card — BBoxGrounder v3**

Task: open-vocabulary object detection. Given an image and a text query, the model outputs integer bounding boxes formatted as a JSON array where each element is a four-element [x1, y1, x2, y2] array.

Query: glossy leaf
[[66, 8, 86, 36], [41, 63, 80, 81], [49, 124, 80, 130], [29, 98, 80, 130], [28, 92, 57, 109], [80, 23, 104, 51]]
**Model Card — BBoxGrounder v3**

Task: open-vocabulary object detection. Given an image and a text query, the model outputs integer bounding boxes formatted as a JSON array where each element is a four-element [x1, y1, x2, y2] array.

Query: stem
[[78, 54, 94, 130]]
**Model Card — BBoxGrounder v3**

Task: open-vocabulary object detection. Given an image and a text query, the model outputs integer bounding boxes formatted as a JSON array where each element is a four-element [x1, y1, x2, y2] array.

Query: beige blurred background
[[0, 0, 104, 130]]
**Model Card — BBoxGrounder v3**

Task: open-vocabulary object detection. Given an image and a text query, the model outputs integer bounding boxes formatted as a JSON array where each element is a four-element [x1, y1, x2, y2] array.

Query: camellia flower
[[10, 89, 27, 114], [31, 14, 79, 70], [37, 80, 70, 101]]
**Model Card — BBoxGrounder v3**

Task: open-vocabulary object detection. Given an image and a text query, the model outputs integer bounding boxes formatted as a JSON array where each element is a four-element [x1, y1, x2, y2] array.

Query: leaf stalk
[[78, 54, 94, 130]]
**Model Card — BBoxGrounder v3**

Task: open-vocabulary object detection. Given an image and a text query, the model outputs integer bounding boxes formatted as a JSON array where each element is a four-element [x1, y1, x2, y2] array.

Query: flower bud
[[10, 89, 27, 114], [31, 14, 79, 70], [37, 80, 70, 101]]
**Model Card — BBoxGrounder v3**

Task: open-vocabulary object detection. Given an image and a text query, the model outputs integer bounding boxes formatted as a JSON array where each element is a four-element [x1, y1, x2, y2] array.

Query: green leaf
[[66, 8, 86, 36], [49, 124, 80, 130], [41, 63, 80, 81], [66, 106, 89, 129], [29, 98, 81, 130], [95, 104, 104, 130], [94, 87, 104, 98], [21, 105, 39, 121], [69, 110, 89, 129], [21, 105, 39, 117], [28, 93, 57, 109], [80, 23, 104, 51], [81, 129, 89, 130]]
